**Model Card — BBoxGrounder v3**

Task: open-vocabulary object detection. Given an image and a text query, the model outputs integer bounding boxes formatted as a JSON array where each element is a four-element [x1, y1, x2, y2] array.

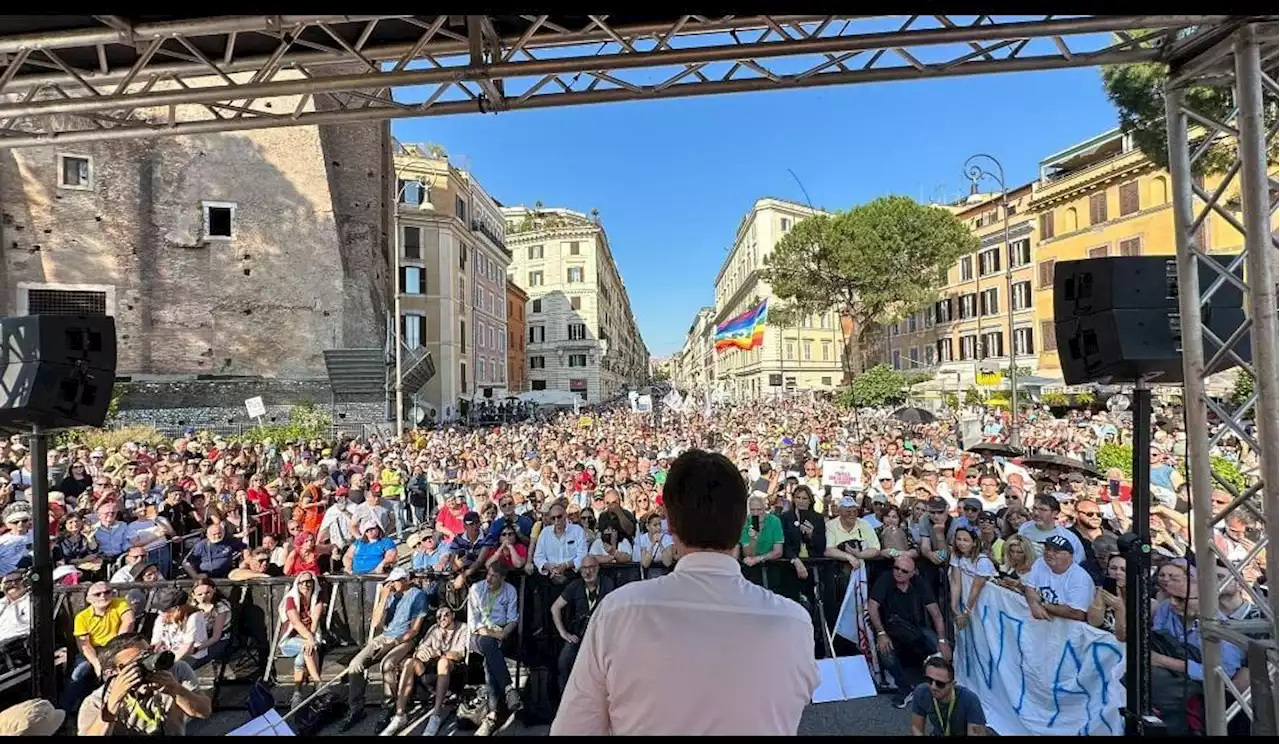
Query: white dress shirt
[[533, 523, 588, 572], [551, 551, 819, 736]]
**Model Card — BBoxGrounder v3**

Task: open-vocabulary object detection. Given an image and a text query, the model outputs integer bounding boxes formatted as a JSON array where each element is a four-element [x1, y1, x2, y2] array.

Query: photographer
[[76, 632, 211, 736]]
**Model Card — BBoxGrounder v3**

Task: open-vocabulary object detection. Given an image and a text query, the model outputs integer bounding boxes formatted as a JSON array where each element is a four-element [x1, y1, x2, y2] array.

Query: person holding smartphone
[[589, 522, 633, 565], [738, 495, 784, 570]]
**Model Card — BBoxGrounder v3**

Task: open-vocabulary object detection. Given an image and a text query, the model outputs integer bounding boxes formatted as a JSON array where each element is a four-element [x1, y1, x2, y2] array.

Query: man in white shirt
[[1018, 495, 1086, 564], [551, 448, 819, 736], [0, 508, 34, 576], [0, 570, 31, 646], [533, 503, 587, 584], [1023, 535, 1094, 622]]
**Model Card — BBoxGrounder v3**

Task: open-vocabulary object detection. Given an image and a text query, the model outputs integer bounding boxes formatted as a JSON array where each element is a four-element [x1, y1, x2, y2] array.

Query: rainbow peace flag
[[714, 299, 768, 352]]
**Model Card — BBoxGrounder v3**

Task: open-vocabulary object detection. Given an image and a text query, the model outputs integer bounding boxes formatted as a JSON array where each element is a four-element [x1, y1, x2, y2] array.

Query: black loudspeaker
[[1054, 255, 1243, 318], [0, 315, 118, 430], [1054, 255, 1248, 385]]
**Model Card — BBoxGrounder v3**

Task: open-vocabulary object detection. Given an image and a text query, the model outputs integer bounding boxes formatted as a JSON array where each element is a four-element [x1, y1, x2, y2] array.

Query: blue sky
[[393, 64, 1123, 356]]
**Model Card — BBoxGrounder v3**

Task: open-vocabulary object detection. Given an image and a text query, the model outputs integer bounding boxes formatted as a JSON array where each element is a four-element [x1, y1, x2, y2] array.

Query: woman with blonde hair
[[996, 534, 1036, 589]]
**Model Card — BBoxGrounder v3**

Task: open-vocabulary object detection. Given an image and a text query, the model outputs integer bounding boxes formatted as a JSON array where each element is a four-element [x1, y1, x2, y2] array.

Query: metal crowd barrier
[[41, 555, 881, 712]]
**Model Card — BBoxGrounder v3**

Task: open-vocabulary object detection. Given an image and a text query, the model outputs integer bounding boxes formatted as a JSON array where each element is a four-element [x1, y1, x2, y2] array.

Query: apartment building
[[507, 279, 528, 393], [712, 198, 843, 399], [503, 206, 648, 403], [1026, 128, 1255, 378], [674, 306, 716, 393], [468, 177, 512, 399], [886, 184, 1039, 387], [392, 145, 509, 422]]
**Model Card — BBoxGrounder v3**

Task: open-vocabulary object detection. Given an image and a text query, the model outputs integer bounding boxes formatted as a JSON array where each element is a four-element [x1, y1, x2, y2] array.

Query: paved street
[[189, 693, 909, 736]]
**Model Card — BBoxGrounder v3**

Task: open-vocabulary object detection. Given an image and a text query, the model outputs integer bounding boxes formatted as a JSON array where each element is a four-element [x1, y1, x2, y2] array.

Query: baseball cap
[[1044, 535, 1074, 553], [838, 495, 857, 509], [961, 497, 983, 512], [976, 510, 998, 524], [0, 699, 66, 736], [156, 587, 188, 611], [1066, 472, 1086, 483], [359, 519, 381, 533], [871, 493, 890, 505], [462, 511, 481, 525], [384, 567, 411, 583]]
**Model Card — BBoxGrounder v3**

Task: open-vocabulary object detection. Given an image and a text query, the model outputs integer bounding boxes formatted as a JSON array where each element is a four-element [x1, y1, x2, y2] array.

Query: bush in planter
[[1094, 441, 1249, 494], [1041, 391, 1070, 408], [1074, 391, 1097, 408]]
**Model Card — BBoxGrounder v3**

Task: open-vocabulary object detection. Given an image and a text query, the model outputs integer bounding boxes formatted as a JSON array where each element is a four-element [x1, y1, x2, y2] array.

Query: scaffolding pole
[[1164, 20, 1279, 736]]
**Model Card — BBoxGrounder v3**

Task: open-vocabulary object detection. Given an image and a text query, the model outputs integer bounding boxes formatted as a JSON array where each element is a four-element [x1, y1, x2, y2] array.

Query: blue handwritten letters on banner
[[954, 584, 1126, 736]]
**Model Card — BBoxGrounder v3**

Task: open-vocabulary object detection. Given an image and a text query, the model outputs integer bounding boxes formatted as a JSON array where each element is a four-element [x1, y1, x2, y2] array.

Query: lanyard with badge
[[933, 694, 956, 736]]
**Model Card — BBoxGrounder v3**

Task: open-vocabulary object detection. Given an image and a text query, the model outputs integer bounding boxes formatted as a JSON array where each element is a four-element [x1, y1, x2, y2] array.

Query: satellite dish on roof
[[410, 406, 428, 425]]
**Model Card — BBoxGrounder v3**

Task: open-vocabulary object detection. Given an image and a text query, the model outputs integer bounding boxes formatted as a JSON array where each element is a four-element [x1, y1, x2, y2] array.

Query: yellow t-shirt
[[826, 517, 882, 554], [74, 598, 132, 648]]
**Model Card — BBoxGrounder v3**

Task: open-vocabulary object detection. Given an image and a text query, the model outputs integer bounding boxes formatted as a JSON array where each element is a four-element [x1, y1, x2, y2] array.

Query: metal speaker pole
[[27, 425, 56, 703]]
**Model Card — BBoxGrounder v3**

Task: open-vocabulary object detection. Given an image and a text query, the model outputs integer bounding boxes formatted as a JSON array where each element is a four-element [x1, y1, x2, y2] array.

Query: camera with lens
[[136, 650, 175, 675]]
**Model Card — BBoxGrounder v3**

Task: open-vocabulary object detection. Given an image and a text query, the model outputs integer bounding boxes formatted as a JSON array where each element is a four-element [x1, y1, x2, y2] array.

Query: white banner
[[831, 564, 883, 683], [955, 584, 1126, 736]]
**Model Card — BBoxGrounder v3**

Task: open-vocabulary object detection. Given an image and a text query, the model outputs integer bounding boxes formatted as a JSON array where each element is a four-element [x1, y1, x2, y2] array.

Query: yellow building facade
[[1027, 128, 1257, 376]]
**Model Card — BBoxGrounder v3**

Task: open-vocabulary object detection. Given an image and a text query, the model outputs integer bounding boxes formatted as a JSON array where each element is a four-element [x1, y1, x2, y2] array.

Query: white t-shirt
[[1018, 522, 1086, 564], [950, 553, 996, 605], [0, 592, 31, 644], [1025, 558, 1095, 613], [588, 536, 634, 559]]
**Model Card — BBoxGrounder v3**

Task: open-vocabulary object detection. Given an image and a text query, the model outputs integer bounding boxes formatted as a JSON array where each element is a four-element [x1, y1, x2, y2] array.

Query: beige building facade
[[392, 146, 509, 423], [712, 198, 843, 399], [502, 206, 648, 403], [885, 184, 1042, 389]]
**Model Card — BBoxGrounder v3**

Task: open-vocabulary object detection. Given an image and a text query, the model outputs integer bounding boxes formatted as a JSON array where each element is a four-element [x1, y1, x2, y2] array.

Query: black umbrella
[[891, 407, 937, 425], [1021, 453, 1103, 479], [966, 442, 1025, 458]]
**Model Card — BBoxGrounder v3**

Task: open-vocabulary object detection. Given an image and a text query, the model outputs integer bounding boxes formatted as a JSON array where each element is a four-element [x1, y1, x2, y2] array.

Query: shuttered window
[[1041, 320, 1058, 352], [1089, 192, 1108, 225], [1038, 259, 1056, 289], [1119, 181, 1140, 216], [1088, 245, 1109, 258], [1039, 211, 1055, 239], [1119, 237, 1142, 256]]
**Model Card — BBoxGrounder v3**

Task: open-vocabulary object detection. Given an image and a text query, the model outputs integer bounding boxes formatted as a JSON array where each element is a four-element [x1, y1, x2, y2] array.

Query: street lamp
[[393, 169, 435, 437], [964, 153, 1020, 448]]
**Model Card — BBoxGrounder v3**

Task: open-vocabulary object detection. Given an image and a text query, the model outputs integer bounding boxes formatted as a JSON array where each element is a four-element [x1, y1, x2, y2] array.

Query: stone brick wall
[[0, 110, 390, 380]]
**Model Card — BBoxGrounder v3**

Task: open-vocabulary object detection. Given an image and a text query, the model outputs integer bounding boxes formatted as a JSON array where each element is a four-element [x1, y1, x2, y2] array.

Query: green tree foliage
[[1096, 442, 1247, 494], [762, 196, 978, 377], [1229, 370, 1255, 410], [964, 386, 987, 407], [1100, 32, 1277, 176], [840, 364, 910, 408], [904, 371, 936, 387], [1074, 391, 1097, 408]]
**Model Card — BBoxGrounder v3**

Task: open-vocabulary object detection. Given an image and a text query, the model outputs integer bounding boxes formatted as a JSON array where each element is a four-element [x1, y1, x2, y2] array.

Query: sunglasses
[[89, 590, 113, 597], [551, 515, 565, 521], [892, 567, 913, 574], [926, 677, 951, 688]]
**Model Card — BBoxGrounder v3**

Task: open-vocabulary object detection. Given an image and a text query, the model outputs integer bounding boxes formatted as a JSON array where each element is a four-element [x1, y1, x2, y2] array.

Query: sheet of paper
[[228, 710, 295, 736], [812, 656, 878, 704]]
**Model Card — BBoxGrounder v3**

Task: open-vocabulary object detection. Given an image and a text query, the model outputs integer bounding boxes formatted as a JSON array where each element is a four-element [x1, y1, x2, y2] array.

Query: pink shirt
[[550, 551, 818, 735]]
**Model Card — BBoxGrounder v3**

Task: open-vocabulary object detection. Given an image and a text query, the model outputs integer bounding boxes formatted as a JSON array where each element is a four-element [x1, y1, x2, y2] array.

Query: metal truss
[[0, 13, 1248, 148], [1165, 20, 1279, 736]]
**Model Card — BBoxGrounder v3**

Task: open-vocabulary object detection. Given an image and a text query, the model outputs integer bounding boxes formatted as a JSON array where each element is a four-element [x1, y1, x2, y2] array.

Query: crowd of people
[[0, 388, 1268, 736]]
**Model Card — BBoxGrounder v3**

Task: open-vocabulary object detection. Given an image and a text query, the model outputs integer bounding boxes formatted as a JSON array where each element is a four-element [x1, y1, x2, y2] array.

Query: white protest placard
[[955, 584, 1125, 736], [821, 460, 863, 491], [245, 396, 267, 419]]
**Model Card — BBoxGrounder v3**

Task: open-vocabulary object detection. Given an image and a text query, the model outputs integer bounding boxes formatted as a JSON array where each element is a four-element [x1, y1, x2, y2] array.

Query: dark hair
[[487, 562, 510, 580], [924, 654, 955, 680], [100, 632, 149, 670], [1034, 494, 1061, 513], [663, 449, 746, 551]]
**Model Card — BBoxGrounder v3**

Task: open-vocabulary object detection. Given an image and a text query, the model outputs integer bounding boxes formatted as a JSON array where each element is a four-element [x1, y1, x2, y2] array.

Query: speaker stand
[[26, 426, 58, 704], [1122, 380, 1157, 735]]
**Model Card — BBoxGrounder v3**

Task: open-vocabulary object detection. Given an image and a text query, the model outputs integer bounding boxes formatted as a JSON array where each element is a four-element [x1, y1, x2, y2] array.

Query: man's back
[[551, 552, 818, 735]]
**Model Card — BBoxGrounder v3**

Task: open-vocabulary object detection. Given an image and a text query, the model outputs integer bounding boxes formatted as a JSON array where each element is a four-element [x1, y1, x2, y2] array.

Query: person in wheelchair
[[380, 606, 469, 736]]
